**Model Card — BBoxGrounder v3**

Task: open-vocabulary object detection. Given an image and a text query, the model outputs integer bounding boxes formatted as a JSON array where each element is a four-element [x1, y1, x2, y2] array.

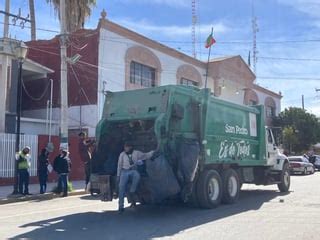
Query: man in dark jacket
[[38, 148, 49, 194], [78, 132, 94, 188], [53, 148, 71, 197]]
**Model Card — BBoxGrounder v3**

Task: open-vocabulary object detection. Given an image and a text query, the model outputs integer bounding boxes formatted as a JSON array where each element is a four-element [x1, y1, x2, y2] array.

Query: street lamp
[[12, 41, 28, 195]]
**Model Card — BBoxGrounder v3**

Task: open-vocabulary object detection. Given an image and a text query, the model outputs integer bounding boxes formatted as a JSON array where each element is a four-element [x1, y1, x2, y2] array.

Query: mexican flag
[[205, 32, 216, 48]]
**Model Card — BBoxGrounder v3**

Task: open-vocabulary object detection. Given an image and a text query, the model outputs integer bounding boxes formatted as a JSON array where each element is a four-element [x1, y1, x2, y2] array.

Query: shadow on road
[[11, 189, 289, 240]]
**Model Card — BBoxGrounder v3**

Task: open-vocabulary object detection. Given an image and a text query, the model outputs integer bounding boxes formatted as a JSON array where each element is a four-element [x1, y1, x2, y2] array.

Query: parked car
[[288, 156, 315, 175], [308, 155, 320, 170]]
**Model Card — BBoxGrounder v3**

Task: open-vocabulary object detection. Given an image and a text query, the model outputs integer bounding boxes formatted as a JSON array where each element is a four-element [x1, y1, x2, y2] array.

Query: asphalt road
[[1, 172, 320, 240]]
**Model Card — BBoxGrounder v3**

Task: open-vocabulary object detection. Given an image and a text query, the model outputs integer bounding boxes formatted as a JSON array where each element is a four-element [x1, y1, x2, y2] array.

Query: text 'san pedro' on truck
[[92, 85, 290, 209]]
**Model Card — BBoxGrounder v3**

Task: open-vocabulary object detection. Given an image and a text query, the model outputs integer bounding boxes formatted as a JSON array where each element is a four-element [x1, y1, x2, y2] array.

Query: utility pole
[[3, 0, 10, 38], [302, 94, 305, 110], [59, 0, 69, 150], [29, 0, 36, 40], [0, 0, 10, 132]]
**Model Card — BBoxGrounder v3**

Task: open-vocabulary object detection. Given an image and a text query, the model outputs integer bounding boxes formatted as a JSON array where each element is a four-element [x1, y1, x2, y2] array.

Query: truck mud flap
[[177, 138, 200, 183]]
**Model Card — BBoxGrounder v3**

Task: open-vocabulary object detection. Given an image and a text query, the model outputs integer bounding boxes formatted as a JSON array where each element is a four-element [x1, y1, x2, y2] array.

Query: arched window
[[125, 46, 161, 90], [265, 97, 276, 117], [244, 89, 259, 105], [176, 64, 202, 87]]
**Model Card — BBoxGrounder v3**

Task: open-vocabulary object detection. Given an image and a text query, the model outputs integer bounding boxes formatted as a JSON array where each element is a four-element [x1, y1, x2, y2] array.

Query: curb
[[0, 190, 87, 205]]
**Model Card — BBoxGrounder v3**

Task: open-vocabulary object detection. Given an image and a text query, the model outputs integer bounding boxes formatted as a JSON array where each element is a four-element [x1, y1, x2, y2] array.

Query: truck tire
[[221, 169, 240, 204], [196, 170, 222, 209], [277, 163, 290, 192]]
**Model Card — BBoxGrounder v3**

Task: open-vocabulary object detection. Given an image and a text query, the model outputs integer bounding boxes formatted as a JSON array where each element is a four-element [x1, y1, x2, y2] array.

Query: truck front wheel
[[222, 169, 240, 204], [196, 170, 222, 208], [277, 163, 290, 192]]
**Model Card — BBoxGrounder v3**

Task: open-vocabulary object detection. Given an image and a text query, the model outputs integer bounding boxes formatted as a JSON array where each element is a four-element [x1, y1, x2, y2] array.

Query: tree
[[282, 126, 298, 154], [46, 0, 96, 33], [29, 0, 36, 40], [273, 107, 320, 153]]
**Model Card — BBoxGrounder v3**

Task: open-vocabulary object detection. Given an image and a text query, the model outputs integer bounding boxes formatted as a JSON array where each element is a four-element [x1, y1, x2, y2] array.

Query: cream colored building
[[97, 11, 281, 128]]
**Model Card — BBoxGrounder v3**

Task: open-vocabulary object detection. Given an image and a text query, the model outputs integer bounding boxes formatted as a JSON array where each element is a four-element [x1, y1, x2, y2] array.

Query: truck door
[[266, 128, 277, 166]]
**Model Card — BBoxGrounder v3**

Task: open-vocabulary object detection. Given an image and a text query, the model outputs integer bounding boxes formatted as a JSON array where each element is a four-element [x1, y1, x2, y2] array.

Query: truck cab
[[266, 127, 289, 171]]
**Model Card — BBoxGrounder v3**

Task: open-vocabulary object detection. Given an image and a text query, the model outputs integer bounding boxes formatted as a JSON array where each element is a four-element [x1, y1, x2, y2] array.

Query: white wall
[[97, 28, 209, 119], [219, 79, 246, 105], [22, 104, 97, 137], [20, 118, 59, 136]]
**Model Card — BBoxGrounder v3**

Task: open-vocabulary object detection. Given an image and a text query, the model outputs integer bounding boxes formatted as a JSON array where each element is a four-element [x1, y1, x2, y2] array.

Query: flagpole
[[204, 27, 213, 89]]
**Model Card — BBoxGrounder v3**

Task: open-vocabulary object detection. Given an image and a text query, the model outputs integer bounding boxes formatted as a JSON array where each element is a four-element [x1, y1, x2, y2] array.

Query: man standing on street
[[53, 148, 71, 197], [78, 132, 93, 189], [38, 148, 49, 194], [16, 146, 32, 195], [117, 142, 154, 213]]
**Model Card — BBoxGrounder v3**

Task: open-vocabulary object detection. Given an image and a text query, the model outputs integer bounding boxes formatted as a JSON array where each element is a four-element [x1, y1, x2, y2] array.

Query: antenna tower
[[252, 1, 259, 74], [192, 0, 197, 58]]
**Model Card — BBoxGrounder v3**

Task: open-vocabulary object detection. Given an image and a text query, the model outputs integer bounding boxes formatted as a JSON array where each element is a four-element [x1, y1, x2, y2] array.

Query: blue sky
[[1, 0, 320, 115]]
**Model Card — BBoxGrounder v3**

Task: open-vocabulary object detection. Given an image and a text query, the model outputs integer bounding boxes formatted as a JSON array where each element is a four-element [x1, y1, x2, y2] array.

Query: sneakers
[[129, 202, 137, 208]]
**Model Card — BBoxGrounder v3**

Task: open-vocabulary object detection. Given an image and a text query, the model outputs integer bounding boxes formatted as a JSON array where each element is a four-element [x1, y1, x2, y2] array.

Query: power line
[[257, 76, 320, 81], [28, 45, 320, 82], [101, 36, 320, 45], [260, 56, 320, 62], [0, 21, 59, 33], [2, 20, 320, 45]]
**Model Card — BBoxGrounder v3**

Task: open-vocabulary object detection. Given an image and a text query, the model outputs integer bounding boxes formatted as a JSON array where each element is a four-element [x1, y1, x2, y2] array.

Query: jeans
[[38, 171, 48, 193], [118, 169, 140, 209], [85, 162, 90, 186], [58, 174, 68, 195], [18, 169, 29, 194]]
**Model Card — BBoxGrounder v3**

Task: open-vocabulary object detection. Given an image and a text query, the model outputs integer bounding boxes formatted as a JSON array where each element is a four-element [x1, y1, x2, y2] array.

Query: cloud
[[278, 0, 320, 26], [115, 18, 229, 38], [121, 0, 189, 8]]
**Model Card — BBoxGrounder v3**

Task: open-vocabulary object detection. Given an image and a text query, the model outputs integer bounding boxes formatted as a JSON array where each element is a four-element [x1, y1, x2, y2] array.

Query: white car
[[288, 156, 315, 175]]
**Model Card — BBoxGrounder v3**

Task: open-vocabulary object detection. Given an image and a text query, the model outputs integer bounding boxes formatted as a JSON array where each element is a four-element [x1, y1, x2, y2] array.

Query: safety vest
[[17, 152, 30, 170]]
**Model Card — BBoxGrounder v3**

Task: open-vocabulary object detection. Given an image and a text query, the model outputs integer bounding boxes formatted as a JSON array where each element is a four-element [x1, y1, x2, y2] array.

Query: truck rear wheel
[[277, 163, 290, 192], [196, 170, 222, 208], [222, 169, 240, 204]]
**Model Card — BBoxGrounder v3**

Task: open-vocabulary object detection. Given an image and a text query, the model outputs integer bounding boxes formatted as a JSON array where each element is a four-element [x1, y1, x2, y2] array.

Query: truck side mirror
[[172, 103, 184, 120]]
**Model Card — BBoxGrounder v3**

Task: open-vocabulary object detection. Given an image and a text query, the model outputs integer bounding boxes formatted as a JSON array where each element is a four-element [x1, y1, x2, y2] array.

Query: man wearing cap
[[117, 142, 154, 213], [16, 146, 32, 195], [53, 148, 71, 197]]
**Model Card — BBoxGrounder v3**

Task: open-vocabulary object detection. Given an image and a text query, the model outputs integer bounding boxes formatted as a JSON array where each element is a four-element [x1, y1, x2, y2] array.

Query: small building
[[0, 38, 57, 134], [16, 10, 281, 137]]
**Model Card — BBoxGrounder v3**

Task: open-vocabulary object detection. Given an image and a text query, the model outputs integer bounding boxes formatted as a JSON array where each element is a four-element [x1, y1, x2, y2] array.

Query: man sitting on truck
[[117, 142, 154, 213]]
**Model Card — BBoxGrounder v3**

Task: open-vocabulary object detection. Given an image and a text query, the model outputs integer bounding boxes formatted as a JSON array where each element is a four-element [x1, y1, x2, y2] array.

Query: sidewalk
[[0, 180, 87, 205]]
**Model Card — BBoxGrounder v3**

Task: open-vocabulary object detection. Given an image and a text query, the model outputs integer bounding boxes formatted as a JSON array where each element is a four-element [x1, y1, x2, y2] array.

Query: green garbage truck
[[92, 85, 290, 208]]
